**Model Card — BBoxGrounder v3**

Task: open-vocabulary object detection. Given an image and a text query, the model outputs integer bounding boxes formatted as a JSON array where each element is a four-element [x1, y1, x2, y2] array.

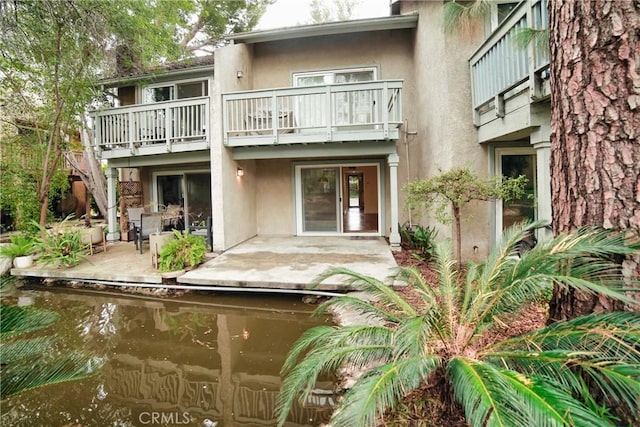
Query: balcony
[[469, 0, 550, 141], [91, 97, 210, 160], [222, 80, 403, 148]]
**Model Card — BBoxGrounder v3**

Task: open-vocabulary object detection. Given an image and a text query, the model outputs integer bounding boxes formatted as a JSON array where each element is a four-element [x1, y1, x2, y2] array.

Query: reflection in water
[[1, 285, 335, 426]]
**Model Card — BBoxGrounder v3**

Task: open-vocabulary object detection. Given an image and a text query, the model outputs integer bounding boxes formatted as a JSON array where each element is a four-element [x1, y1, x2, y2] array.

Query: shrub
[[0, 233, 36, 258], [158, 230, 206, 272], [276, 222, 640, 427]]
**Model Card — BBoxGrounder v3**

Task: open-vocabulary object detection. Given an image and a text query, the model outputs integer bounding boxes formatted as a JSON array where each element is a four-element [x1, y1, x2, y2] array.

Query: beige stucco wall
[[212, 43, 258, 250], [400, 0, 489, 261], [255, 159, 294, 235]]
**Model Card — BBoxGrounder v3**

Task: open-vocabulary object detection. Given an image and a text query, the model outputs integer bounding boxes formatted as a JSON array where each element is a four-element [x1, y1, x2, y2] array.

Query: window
[[142, 80, 208, 104], [292, 68, 377, 128]]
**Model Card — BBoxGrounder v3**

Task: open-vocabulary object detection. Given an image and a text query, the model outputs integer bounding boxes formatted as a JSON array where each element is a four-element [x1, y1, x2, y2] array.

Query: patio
[[10, 235, 398, 293]]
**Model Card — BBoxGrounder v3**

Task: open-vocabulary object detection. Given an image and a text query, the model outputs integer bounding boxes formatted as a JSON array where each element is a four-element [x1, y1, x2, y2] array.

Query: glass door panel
[[157, 175, 183, 208], [186, 173, 211, 226], [500, 154, 536, 230], [301, 167, 340, 233]]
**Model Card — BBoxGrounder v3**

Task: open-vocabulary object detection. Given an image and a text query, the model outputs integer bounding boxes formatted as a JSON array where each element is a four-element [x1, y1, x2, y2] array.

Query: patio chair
[[136, 213, 163, 254], [127, 207, 145, 243]]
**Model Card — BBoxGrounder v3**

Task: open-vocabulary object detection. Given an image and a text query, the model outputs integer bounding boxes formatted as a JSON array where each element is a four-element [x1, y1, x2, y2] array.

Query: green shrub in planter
[[158, 230, 206, 272], [0, 234, 37, 258], [32, 220, 87, 268]]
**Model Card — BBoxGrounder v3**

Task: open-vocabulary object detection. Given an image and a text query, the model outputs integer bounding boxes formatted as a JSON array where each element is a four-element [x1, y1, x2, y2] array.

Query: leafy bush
[[276, 222, 640, 427], [33, 219, 87, 268], [399, 223, 438, 260], [0, 233, 36, 258], [158, 230, 206, 272]]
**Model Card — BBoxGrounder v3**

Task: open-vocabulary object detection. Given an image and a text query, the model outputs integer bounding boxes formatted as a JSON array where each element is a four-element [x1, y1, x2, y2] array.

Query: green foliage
[[399, 223, 439, 260], [32, 219, 88, 268], [404, 167, 527, 225], [404, 167, 528, 269], [158, 230, 206, 272], [276, 222, 640, 427], [0, 302, 103, 398], [0, 132, 69, 231], [442, 0, 491, 34], [0, 233, 37, 258]]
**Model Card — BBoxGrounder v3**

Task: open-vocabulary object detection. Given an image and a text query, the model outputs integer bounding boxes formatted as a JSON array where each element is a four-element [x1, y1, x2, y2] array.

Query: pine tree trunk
[[548, 0, 640, 321]]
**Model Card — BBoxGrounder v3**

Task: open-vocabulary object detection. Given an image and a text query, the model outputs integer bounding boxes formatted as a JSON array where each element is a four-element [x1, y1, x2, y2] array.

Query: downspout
[[404, 119, 418, 228]]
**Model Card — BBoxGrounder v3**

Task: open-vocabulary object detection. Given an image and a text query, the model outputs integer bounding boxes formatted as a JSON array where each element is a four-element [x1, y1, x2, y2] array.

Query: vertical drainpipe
[[106, 167, 119, 241], [388, 152, 401, 247]]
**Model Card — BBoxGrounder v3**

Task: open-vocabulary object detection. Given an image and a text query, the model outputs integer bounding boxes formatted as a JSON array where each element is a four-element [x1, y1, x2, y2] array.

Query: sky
[[256, 0, 393, 30]]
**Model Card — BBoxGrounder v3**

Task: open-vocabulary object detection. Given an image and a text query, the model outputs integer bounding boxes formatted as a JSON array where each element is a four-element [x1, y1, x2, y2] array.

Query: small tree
[[404, 167, 527, 270]]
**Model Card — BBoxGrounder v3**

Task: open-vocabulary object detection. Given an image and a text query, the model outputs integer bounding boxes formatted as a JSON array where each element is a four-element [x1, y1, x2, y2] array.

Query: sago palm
[[276, 222, 640, 426]]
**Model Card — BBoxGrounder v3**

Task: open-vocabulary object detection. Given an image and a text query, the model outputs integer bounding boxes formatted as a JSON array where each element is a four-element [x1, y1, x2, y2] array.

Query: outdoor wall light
[[236, 70, 244, 79], [236, 167, 244, 177]]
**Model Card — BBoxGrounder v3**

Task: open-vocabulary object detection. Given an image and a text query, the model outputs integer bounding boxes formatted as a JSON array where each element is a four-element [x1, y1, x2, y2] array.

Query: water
[[0, 284, 335, 426]]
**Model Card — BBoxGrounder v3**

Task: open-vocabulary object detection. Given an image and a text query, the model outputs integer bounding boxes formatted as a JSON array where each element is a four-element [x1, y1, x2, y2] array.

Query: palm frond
[[448, 356, 530, 427], [433, 240, 459, 338], [0, 303, 58, 340], [393, 265, 439, 307], [0, 336, 56, 363], [313, 294, 400, 324], [467, 224, 639, 329], [276, 342, 393, 427], [281, 324, 395, 375], [312, 267, 418, 318], [485, 312, 640, 417], [498, 369, 614, 427], [1, 353, 104, 398], [393, 315, 439, 357], [442, 0, 490, 34], [330, 355, 441, 427], [460, 222, 537, 327]]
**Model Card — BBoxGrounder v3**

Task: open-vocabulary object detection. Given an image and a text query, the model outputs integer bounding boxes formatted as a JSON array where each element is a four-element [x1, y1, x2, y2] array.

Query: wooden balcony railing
[[469, 0, 549, 124], [222, 80, 403, 147], [91, 97, 210, 158]]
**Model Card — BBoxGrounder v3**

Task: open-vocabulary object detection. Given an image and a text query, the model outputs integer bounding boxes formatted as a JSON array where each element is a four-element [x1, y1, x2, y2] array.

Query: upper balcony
[[91, 97, 210, 160], [222, 80, 403, 148], [469, 0, 550, 142]]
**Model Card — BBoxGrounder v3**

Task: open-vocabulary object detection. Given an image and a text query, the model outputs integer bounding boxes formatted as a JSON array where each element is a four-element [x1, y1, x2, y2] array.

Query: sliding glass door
[[300, 167, 340, 233], [296, 163, 381, 235], [153, 170, 211, 229]]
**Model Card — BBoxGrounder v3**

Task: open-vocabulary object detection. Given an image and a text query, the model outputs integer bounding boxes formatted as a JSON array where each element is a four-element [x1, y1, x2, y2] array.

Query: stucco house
[[93, 0, 551, 262]]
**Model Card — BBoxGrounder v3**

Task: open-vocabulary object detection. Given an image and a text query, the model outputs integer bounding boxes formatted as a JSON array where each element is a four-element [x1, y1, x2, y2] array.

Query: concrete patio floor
[[179, 235, 398, 291], [10, 235, 398, 293]]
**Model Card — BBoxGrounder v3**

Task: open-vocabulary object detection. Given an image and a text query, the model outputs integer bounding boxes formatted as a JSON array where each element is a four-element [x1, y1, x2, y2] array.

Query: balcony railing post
[[128, 110, 135, 154], [93, 115, 102, 155], [325, 85, 332, 141], [527, 0, 537, 100], [382, 81, 389, 139], [204, 98, 210, 148], [165, 106, 172, 152], [271, 92, 278, 144]]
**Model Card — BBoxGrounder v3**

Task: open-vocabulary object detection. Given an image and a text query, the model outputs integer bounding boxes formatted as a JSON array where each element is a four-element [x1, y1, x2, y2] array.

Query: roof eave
[[227, 14, 418, 44], [98, 63, 215, 87]]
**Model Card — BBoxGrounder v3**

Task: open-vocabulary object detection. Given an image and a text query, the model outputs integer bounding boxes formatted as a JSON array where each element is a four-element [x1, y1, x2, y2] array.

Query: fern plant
[[158, 230, 206, 272], [276, 222, 640, 426], [32, 219, 87, 268]]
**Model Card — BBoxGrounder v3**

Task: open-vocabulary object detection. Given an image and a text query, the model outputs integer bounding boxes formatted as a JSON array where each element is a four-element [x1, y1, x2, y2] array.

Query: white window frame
[[151, 168, 210, 223], [292, 67, 378, 87], [294, 161, 381, 236], [141, 78, 209, 104]]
